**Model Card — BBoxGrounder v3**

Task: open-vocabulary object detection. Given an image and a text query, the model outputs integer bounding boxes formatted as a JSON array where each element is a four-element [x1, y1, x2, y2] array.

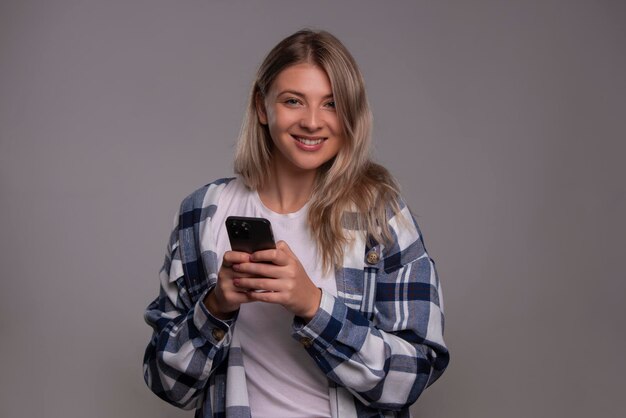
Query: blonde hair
[[234, 29, 401, 271]]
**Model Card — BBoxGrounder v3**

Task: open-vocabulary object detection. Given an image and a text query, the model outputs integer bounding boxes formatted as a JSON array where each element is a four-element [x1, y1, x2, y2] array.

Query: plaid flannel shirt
[[143, 178, 449, 417]]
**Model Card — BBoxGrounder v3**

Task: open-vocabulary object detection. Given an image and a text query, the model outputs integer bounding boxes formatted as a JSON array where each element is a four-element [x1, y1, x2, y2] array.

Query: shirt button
[[366, 250, 379, 265], [212, 328, 225, 341], [300, 337, 313, 348]]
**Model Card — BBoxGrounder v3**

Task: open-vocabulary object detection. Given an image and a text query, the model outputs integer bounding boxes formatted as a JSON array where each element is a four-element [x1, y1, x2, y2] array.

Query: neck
[[258, 163, 317, 214]]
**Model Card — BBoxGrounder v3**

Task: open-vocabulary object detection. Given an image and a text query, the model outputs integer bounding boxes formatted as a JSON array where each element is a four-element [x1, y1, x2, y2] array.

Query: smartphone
[[225, 216, 276, 254]]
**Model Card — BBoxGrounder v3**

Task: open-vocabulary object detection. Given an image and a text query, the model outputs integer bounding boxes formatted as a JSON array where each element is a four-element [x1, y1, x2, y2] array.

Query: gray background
[[1, 1, 624, 417]]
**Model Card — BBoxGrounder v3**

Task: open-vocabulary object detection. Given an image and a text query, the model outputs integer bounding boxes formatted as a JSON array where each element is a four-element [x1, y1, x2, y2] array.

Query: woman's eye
[[325, 101, 336, 109], [285, 98, 300, 105]]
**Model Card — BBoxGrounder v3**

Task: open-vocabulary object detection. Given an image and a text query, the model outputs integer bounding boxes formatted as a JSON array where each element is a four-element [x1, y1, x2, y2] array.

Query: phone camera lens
[[231, 221, 248, 240]]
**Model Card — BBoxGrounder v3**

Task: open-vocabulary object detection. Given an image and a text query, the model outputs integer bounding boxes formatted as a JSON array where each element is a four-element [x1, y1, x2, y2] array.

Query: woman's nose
[[299, 108, 322, 131]]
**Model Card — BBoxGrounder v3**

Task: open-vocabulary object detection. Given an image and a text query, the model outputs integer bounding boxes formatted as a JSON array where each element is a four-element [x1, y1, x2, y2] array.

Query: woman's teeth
[[296, 137, 323, 145]]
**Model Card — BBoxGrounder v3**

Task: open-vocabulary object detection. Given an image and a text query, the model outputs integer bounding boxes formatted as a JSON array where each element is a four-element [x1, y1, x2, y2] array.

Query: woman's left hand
[[231, 240, 321, 321]]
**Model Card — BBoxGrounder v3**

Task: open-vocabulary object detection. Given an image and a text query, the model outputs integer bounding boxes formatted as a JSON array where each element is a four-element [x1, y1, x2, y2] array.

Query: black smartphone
[[225, 216, 276, 254]]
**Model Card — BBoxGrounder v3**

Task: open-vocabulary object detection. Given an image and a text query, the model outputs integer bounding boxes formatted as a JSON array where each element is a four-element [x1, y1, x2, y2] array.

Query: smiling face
[[256, 62, 343, 177]]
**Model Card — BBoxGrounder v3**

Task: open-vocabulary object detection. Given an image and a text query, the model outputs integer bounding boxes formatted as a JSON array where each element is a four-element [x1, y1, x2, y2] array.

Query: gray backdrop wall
[[1, 1, 624, 417]]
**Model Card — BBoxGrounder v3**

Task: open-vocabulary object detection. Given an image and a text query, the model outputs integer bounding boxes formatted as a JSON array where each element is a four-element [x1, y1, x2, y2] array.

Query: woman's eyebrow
[[277, 90, 334, 99]]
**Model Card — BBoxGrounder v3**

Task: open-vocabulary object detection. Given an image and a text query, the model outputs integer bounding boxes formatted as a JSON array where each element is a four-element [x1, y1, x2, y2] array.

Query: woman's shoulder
[[178, 177, 237, 213]]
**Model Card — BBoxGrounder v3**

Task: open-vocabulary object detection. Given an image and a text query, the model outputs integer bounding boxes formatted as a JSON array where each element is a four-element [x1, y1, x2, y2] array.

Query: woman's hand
[[231, 240, 322, 321], [203, 251, 255, 320]]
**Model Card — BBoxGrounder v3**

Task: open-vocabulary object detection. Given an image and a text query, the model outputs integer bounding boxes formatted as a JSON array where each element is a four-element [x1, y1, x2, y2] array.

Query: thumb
[[276, 240, 294, 255]]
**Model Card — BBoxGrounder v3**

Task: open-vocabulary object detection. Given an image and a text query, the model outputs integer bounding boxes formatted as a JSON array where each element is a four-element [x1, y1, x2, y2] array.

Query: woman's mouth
[[291, 135, 327, 151], [293, 135, 325, 146]]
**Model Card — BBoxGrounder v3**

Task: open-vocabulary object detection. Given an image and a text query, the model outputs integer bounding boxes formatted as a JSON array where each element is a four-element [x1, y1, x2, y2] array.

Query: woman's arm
[[143, 211, 235, 410], [291, 202, 449, 411]]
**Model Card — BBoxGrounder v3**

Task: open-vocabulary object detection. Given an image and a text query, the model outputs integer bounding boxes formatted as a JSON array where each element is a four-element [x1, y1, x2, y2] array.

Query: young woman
[[143, 29, 449, 418]]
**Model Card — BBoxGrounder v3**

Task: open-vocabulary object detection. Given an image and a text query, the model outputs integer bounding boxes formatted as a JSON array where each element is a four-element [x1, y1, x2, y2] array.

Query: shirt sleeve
[[143, 209, 235, 410], [292, 200, 449, 411]]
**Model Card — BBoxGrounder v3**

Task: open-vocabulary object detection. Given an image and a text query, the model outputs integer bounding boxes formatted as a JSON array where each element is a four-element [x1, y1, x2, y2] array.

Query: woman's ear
[[255, 92, 268, 125]]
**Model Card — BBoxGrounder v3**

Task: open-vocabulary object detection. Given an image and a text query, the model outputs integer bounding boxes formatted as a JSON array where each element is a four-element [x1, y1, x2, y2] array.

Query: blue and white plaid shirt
[[144, 178, 449, 417]]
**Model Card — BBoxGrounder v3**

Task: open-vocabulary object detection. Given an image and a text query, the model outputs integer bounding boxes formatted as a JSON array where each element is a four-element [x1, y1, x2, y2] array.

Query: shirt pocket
[[340, 244, 383, 322]]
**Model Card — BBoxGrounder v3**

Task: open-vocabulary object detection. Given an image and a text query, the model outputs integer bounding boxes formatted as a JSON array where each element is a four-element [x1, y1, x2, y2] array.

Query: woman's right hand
[[203, 251, 254, 320]]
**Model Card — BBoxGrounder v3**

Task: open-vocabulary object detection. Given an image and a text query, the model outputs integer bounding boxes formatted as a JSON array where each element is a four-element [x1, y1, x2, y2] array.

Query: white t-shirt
[[211, 178, 337, 418]]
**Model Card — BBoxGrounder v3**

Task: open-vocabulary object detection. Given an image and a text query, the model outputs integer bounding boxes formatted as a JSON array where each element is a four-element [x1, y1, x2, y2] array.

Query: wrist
[[203, 290, 236, 320], [300, 288, 322, 323]]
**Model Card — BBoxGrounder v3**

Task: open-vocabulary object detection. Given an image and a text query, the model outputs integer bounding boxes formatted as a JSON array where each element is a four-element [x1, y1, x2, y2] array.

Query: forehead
[[271, 63, 332, 95]]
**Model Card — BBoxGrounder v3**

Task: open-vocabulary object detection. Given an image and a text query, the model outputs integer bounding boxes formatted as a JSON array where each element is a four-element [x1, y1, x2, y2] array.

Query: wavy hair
[[234, 29, 401, 271]]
